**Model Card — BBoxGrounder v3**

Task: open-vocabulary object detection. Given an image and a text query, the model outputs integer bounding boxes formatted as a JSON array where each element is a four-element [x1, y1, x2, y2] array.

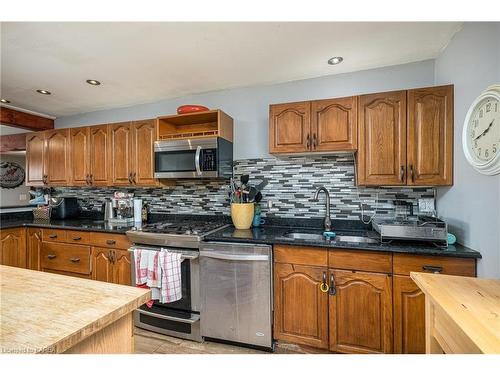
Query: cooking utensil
[[254, 192, 263, 203]]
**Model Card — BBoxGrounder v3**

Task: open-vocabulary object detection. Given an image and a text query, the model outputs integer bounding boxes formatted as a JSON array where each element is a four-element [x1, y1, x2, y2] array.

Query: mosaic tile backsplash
[[52, 155, 435, 221]]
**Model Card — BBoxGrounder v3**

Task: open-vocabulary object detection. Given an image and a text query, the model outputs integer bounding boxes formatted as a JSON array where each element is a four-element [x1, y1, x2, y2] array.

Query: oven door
[[154, 137, 218, 179], [129, 246, 202, 342]]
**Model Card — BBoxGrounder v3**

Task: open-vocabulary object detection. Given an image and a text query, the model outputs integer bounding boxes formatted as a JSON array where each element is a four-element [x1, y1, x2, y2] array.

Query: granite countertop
[[204, 225, 482, 259], [0, 217, 135, 234], [0, 265, 150, 353]]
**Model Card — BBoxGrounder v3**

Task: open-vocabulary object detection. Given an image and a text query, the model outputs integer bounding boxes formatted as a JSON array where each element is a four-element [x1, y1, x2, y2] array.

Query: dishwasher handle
[[200, 250, 269, 261]]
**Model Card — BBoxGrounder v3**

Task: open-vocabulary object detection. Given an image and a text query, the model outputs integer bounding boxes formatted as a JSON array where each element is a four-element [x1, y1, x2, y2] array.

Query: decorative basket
[[32, 206, 51, 221]]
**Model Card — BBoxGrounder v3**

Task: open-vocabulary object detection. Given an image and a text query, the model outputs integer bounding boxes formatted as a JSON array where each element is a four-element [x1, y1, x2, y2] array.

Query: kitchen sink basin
[[334, 235, 379, 244], [283, 231, 379, 244], [283, 232, 326, 241]]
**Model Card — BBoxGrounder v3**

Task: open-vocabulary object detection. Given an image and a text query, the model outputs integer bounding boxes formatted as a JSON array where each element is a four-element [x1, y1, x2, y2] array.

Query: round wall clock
[[0, 161, 26, 188], [462, 84, 500, 175]]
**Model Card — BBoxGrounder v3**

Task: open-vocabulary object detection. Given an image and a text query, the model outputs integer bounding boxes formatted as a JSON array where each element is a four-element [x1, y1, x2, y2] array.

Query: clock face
[[467, 95, 500, 163]]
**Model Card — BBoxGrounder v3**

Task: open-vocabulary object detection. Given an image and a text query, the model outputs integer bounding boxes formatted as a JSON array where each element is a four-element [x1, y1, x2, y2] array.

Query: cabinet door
[[45, 129, 71, 185], [393, 275, 425, 354], [92, 247, 113, 283], [269, 102, 311, 153], [25, 132, 46, 186], [358, 91, 407, 185], [329, 269, 392, 353], [89, 125, 111, 186], [113, 249, 132, 286], [0, 228, 27, 268], [110, 122, 133, 185], [70, 127, 91, 186], [132, 119, 157, 186], [407, 85, 453, 186], [27, 227, 42, 271], [273, 263, 329, 349], [311, 96, 358, 152]]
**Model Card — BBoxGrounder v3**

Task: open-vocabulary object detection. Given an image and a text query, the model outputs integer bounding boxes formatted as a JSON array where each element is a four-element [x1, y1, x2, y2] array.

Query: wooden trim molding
[[1, 106, 54, 131], [0, 133, 28, 152]]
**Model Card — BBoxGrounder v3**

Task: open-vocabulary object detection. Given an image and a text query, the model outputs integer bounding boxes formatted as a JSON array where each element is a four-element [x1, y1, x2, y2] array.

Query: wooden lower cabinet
[[329, 269, 393, 354], [0, 228, 27, 268], [273, 263, 329, 349], [92, 247, 131, 286], [27, 227, 42, 270], [393, 275, 425, 354]]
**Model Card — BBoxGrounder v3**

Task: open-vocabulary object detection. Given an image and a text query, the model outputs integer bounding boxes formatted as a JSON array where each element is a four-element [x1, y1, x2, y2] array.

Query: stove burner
[[140, 220, 225, 236]]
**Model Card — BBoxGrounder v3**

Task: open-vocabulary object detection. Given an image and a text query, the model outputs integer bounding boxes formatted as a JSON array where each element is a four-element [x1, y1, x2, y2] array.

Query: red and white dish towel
[[133, 249, 182, 305]]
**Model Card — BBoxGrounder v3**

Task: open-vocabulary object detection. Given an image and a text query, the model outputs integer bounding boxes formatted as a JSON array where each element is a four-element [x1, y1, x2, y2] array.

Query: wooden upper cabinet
[[311, 96, 358, 152], [357, 90, 407, 186], [45, 129, 71, 186], [393, 275, 425, 354], [273, 262, 329, 349], [131, 119, 157, 186], [0, 228, 27, 268], [329, 269, 393, 354], [269, 102, 311, 153], [109, 122, 133, 186], [25, 132, 46, 186], [89, 125, 111, 186], [407, 85, 453, 186], [70, 127, 91, 186]]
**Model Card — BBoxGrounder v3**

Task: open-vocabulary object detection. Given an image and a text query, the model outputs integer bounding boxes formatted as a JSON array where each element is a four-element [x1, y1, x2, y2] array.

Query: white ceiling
[[1, 22, 462, 118]]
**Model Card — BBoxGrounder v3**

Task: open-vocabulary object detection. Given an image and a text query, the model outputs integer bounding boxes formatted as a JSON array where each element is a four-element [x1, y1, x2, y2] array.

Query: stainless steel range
[[126, 220, 228, 342]]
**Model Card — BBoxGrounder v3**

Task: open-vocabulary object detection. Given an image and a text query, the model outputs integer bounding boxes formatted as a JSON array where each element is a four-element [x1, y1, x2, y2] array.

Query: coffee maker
[[104, 193, 135, 225]]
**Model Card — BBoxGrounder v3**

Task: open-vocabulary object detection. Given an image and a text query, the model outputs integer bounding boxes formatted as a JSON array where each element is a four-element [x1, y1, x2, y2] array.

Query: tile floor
[[134, 328, 328, 354]]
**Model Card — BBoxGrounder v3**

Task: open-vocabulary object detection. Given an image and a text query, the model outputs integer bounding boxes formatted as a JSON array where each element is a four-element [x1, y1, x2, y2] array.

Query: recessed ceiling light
[[86, 79, 101, 86], [36, 89, 51, 95], [328, 56, 343, 65], [0, 98, 10, 104]]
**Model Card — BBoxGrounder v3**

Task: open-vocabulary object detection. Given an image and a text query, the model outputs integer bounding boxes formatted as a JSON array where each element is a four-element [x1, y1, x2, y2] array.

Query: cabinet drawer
[[90, 232, 131, 249], [329, 249, 392, 273], [274, 245, 328, 267], [41, 242, 91, 275], [393, 254, 476, 277], [42, 229, 67, 243], [65, 230, 91, 245]]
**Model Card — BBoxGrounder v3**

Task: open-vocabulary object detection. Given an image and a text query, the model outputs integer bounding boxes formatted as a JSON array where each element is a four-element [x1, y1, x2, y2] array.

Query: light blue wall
[[56, 60, 435, 159], [434, 22, 500, 278]]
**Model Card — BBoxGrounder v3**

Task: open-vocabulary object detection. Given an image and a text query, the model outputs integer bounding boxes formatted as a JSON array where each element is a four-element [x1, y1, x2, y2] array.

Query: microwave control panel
[[201, 149, 217, 171]]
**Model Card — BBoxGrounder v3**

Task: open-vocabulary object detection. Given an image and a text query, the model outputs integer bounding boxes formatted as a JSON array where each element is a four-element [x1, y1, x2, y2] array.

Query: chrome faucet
[[313, 186, 331, 232]]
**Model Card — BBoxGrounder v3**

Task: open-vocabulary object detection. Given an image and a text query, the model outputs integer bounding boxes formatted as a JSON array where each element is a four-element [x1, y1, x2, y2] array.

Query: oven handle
[[128, 246, 199, 260], [195, 146, 202, 176], [138, 309, 200, 324], [200, 251, 269, 261]]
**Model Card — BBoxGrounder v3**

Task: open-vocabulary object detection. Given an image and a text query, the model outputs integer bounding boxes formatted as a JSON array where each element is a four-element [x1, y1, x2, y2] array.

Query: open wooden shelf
[[157, 109, 233, 142]]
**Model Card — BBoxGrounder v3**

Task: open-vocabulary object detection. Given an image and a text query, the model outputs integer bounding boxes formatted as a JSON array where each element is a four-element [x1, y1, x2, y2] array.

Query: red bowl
[[177, 105, 209, 114]]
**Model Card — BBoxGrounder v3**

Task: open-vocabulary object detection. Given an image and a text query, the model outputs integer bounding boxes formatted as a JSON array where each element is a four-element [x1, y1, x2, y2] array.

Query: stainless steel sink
[[283, 232, 326, 241], [334, 235, 379, 244]]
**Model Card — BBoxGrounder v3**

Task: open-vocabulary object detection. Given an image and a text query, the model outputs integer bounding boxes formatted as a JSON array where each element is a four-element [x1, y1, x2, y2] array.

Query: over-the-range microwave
[[154, 137, 233, 179]]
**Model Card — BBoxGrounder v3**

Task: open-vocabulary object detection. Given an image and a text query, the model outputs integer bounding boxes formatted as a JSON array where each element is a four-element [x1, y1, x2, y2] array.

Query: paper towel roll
[[133, 199, 142, 223]]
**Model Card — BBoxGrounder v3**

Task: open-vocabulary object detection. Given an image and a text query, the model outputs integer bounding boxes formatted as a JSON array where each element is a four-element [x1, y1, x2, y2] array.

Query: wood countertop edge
[[410, 272, 500, 354], [38, 290, 151, 354]]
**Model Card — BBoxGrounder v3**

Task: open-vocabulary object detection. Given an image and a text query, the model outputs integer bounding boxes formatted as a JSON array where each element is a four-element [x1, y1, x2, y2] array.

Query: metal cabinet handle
[[109, 250, 115, 263], [329, 273, 337, 295], [47, 254, 56, 259], [423, 265, 443, 274], [70, 257, 80, 263], [133, 172, 137, 184], [72, 236, 82, 241], [410, 165, 415, 182], [43, 175, 48, 184], [399, 166, 405, 182], [320, 271, 329, 293], [106, 239, 116, 245], [48, 234, 57, 239], [306, 134, 311, 149], [313, 133, 317, 149], [89, 174, 93, 184], [128, 172, 133, 183]]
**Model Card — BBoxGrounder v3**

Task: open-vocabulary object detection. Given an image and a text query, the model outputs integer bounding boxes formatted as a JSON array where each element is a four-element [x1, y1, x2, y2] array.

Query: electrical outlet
[[19, 194, 27, 201]]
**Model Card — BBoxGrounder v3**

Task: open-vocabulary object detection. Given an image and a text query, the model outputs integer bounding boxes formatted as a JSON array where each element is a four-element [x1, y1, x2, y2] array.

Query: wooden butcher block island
[[0, 265, 150, 354]]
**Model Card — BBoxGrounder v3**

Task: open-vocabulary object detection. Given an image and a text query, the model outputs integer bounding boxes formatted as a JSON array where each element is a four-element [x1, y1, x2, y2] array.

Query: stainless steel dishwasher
[[199, 242, 273, 350]]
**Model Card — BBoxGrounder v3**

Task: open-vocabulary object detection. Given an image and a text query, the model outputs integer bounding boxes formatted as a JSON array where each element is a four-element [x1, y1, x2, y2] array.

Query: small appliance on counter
[[49, 197, 80, 219], [372, 215, 448, 247], [108, 192, 135, 225]]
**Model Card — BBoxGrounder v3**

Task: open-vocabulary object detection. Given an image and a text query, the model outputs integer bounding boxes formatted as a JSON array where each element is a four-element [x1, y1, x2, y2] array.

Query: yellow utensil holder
[[231, 203, 255, 230]]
